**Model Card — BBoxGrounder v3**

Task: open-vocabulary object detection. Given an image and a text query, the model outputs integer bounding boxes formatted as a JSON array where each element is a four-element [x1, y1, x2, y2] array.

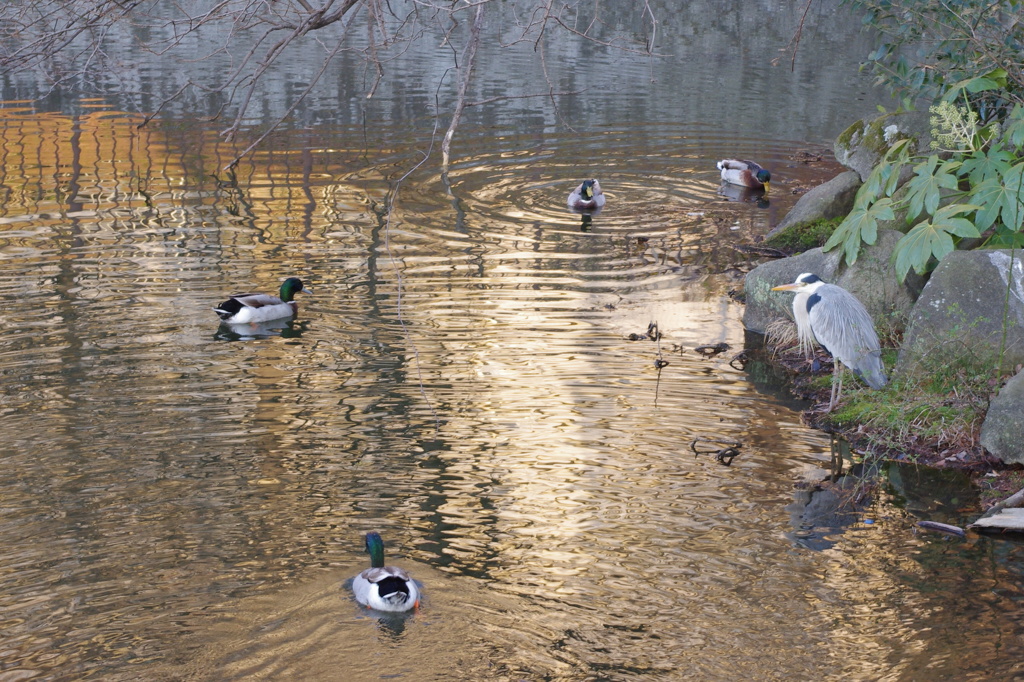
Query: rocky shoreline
[[742, 110, 1024, 519]]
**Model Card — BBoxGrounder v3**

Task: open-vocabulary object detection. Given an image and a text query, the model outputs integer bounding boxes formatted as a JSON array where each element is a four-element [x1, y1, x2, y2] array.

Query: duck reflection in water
[[215, 318, 303, 341], [717, 181, 770, 208]]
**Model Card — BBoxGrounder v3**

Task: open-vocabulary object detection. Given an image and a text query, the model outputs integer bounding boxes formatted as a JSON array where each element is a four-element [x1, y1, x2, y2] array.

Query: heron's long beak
[[771, 283, 801, 291]]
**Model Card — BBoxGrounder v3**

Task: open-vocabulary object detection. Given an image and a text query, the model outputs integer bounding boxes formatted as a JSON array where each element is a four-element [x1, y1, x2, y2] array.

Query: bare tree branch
[[441, 3, 484, 173], [1, 0, 660, 165]]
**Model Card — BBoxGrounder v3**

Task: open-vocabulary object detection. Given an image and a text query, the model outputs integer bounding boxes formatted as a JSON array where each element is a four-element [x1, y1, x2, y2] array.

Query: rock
[[896, 250, 1024, 375], [766, 171, 861, 241], [741, 248, 841, 334], [834, 111, 933, 182], [980, 370, 1024, 465]]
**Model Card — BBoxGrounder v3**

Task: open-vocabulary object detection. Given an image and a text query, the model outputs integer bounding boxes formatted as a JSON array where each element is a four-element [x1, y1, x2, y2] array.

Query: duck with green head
[[213, 277, 311, 324], [352, 532, 421, 612], [717, 159, 771, 192], [567, 179, 606, 211]]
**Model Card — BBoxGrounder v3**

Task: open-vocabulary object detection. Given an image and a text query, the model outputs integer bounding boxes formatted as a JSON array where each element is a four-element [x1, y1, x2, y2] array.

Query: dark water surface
[[3, 2, 1024, 680]]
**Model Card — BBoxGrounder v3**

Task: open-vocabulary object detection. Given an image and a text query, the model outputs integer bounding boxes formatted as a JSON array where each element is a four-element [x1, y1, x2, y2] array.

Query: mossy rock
[[766, 170, 860, 246], [764, 217, 842, 253], [835, 111, 933, 182]]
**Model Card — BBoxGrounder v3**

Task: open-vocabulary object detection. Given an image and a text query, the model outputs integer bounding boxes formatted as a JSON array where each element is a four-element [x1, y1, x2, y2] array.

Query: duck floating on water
[[567, 179, 606, 211], [352, 532, 421, 612], [213, 277, 311, 324], [717, 159, 771, 192]]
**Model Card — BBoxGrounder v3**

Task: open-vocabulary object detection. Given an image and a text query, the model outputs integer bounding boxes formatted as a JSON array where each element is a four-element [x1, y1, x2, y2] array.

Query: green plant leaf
[[960, 147, 1012, 185], [905, 155, 961, 220], [861, 139, 911, 200], [931, 203, 982, 238], [894, 221, 955, 280], [986, 224, 1024, 248], [941, 69, 1007, 100], [971, 177, 1010, 231], [825, 197, 894, 265], [893, 204, 982, 281], [1005, 105, 1024, 150], [1000, 162, 1024, 232]]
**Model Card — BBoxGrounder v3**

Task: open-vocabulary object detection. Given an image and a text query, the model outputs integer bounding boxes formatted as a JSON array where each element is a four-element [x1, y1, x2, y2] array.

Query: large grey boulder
[[766, 171, 861, 240], [742, 248, 841, 334], [896, 250, 1024, 374], [981, 370, 1024, 465]]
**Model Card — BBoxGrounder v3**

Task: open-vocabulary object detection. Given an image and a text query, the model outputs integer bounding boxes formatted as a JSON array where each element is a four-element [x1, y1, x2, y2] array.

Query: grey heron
[[772, 273, 887, 411]]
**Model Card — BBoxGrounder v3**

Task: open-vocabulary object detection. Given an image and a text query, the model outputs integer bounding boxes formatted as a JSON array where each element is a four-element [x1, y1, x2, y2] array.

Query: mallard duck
[[567, 179, 606, 211], [352, 532, 420, 612], [717, 159, 771, 192], [213, 277, 311, 324]]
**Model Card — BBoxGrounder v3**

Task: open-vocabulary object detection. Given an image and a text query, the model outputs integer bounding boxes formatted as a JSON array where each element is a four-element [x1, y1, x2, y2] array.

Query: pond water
[[3, 2, 1024, 681]]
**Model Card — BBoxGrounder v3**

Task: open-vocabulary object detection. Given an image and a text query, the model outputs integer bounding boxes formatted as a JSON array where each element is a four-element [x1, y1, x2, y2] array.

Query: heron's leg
[[828, 362, 843, 412]]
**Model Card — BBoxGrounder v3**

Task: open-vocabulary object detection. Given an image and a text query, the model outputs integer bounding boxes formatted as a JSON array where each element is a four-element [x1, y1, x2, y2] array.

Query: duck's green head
[[581, 179, 596, 199], [280, 277, 311, 302], [365, 531, 386, 568], [755, 169, 771, 190]]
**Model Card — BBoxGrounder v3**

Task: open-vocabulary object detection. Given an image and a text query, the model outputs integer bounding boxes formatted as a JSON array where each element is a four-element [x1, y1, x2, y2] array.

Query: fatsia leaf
[[930, 203, 981, 238], [905, 155, 961, 221], [1005, 105, 1024, 151], [971, 177, 1010, 231], [824, 197, 894, 265], [860, 163, 890, 204], [1000, 162, 1024, 233], [860, 139, 912, 200], [987, 224, 1024, 249], [894, 221, 956, 281], [960, 148, 1012, 185]]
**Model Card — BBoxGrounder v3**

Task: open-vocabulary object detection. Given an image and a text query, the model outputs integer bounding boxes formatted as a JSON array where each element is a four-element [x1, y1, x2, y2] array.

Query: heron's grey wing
[[809, 285, 886, 388]]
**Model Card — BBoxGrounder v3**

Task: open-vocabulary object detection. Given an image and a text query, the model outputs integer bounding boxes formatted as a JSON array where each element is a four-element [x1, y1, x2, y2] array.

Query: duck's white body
[[214, 293, 298, 324], [212, 290, 296, 323], [717, 159, 771, 191], [567, 179, 606, 211], [214, 277, 310, 324], [352, 532, 420, 612], [352, 565, 421, 612]]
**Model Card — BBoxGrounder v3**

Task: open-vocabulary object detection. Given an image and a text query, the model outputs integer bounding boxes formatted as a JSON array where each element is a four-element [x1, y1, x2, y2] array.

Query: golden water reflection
[[1, 106, 1023, 681]]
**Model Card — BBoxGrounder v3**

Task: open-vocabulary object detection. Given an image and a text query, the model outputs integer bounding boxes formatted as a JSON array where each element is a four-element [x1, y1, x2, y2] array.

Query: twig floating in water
[[916, 521, 966, 538], [691, 436, 743, 466], [695, 342, 730, 358], [729, 350, 751, 371]]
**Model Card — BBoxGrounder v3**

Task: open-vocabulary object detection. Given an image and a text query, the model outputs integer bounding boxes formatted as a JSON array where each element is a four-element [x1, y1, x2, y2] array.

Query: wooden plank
[[970, 508, 1024, 531]]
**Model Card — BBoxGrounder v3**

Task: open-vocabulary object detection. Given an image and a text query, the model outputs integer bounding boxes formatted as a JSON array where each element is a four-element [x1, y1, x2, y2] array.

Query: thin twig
[[441, 3, 485, 173]]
